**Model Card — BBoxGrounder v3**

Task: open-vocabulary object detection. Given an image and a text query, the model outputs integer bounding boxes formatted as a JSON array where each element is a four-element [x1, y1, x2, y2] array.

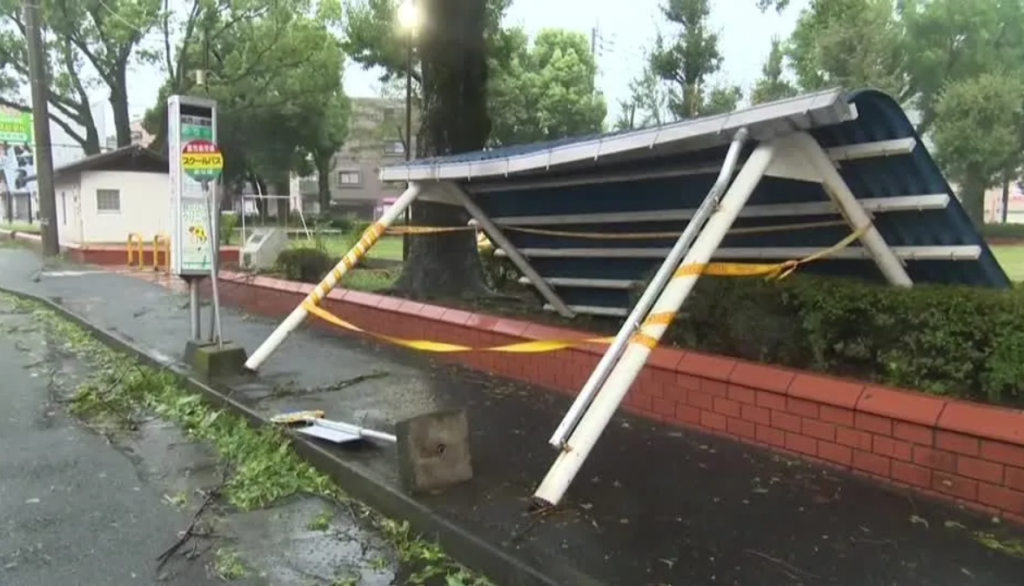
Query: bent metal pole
[[244, 183, 423, 371], [532, 141, 778, 508], [547, 128, 751, 450]]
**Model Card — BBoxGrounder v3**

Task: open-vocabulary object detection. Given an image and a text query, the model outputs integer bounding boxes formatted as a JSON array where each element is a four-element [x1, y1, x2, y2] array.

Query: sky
[[67, 0, 809, 153]]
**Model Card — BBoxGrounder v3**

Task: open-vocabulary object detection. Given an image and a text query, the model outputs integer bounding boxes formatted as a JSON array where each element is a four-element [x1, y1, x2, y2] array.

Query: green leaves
[[488, 28, 606, 146], [647, 0, 737, 119], [932, 72, 1024, 223], [750, 38, 798, 105], [642, 273, 1024, 407], [786, 0, 907, 99]]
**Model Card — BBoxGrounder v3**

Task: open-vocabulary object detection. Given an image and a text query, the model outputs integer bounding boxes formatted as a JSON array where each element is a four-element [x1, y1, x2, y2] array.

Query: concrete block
[[187, 341, 248, 379], [395, 408, 473, 494], [183, 340, 213, 366]]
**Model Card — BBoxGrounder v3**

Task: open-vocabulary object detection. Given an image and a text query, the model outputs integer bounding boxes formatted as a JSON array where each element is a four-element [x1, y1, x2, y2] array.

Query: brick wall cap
[[938, 401, 1024, 447], [856, 385, 947, 427]]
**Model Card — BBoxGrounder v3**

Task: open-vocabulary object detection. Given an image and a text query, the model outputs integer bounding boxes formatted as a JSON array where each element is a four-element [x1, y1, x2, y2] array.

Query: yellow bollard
[[127, 233, 144, 269], [153, 233, 170, 273]]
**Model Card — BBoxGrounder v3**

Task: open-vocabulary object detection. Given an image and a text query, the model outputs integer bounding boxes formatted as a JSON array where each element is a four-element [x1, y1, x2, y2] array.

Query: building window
[[384, 141, 405, 155], [96, 189, 121, 213], [337, 171, 361, 186]]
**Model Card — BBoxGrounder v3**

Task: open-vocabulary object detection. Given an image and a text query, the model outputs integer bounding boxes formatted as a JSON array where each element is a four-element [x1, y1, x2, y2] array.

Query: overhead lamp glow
[[397, 0, 420, 30]]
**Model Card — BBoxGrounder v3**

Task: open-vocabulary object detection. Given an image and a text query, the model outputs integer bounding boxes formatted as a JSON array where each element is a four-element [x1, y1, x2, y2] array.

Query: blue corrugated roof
[[396, 89, 1012, 313]]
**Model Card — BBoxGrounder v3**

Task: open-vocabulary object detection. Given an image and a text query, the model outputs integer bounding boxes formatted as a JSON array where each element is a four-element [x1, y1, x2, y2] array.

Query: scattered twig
[[155, 484, 222, 571], [744, 549, 818, 582], [506, 504, 560, 545], [269, 371, 389, 399]]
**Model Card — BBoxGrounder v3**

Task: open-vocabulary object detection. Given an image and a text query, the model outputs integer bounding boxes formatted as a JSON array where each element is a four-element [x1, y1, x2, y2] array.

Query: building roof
[[25, 144, 168, 183], [379, 88, 1009, 315]]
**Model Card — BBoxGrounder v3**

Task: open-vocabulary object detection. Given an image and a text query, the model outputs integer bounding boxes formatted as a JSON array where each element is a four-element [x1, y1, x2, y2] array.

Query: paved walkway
[[2, 247, 1023, 585], [0, 290, 267, 586]]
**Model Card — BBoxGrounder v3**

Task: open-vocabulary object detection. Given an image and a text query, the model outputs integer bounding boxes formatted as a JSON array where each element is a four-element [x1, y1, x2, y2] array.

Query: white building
[[27, 145, 169, 245]]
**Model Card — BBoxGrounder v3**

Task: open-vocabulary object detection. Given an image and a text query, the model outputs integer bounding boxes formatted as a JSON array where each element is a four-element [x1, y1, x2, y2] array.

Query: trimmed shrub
[[635, 274, 1024, 406], [275, 247, 334, 284], [982, 223, 1024, 240], [219, 212, 239, 245]]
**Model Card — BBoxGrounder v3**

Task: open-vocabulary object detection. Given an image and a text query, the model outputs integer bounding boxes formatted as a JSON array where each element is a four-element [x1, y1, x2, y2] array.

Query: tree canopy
[[488, 28, 606, 146], [0, 0, 162, 153], [141, 0, 347, 193]]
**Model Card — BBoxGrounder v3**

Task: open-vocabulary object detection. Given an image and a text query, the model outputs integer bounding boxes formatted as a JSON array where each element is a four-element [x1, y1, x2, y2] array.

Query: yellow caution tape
[[303, 301, 614, 353], [307, 225, 870, 354], [673, 225, 870, 280], [388, 225, 475, 235], [505, 219, 849, 240], [383, 219, 849, 240]]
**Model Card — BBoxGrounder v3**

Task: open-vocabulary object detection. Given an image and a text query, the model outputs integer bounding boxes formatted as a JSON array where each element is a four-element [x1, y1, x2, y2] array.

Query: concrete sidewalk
[[2, 247, 1023, 585]]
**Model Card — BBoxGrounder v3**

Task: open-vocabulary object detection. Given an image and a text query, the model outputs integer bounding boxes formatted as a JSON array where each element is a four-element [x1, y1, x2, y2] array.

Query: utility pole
[[402, 13, 414, 261], [23, 0, 59, 257], [590, 26, 597, 55]]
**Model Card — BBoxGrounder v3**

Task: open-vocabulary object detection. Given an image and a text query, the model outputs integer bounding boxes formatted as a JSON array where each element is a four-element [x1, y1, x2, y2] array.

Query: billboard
[[0, 110, 36, 199]]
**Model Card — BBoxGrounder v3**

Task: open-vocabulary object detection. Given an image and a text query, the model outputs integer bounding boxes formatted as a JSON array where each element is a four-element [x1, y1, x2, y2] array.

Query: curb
[[0, 285, 606, 586]]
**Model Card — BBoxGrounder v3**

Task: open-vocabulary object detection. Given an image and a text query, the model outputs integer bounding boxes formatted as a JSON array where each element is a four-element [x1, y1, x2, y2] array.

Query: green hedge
[[982, 223, 1024, 239], [275, 247, 334, 284], [641, 275, 1024, 406]]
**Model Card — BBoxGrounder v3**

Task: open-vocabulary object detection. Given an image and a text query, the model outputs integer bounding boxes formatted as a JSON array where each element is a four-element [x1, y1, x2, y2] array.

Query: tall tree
[[785, 0, 909, 101], [489, 28, 606, 146], [901, 0, 1024, 135], [344, 0, 513, 298], [388, 0, 493, 298], [648, 0, 733, 119], [0, 0, 161, 153], [144, 0, 345, 196], [750, 37, 798, 104], [615, 58, 669, 130], [931, 72, 1024, 226], [300, 90, 351, 211]]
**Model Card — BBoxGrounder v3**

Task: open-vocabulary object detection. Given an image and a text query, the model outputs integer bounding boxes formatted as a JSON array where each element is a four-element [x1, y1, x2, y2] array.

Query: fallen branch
[[155, 484, 222, 571]]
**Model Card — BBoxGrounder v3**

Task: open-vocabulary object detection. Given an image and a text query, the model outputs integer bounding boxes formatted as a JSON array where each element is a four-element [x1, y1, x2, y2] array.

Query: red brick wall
[[68, 246, 238, 266], [0, 229, 238, 266], [213, 272, 1024, 523]]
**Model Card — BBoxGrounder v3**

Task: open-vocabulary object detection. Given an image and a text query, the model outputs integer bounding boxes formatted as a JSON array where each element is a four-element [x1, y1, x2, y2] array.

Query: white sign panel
[[168, 95, 218, 277]]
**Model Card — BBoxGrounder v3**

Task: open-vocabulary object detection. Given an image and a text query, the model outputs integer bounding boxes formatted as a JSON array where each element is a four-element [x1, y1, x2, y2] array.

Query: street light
[[397, 0, 420, 30], [397, 0, 418, 260]]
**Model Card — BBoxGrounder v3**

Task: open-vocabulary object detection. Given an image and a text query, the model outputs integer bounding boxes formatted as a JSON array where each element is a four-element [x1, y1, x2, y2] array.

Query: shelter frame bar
[[442, 182, 575, 318]]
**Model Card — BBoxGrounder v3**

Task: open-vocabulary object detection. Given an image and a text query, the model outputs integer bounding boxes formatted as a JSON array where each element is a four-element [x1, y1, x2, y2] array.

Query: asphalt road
[[0, 295, 263, 586]]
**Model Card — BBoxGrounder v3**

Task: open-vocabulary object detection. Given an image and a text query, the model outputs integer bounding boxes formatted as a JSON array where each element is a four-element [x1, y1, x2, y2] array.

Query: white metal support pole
[[443, 183, 575, 318], [244, 183, 424, 371], [531, 141, 778, 508], [204, 180, 224, 347], [547, 128, 751, 449], [789, 132, 912, 287]]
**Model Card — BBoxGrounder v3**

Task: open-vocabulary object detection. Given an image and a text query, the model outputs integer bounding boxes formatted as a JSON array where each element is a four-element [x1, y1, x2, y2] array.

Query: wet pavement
[[3, 246, 1024, 585], [0, 261, 399, 585]]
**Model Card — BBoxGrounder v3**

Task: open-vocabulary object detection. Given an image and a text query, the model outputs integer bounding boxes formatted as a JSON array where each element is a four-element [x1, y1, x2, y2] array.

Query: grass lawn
[[286, 233, 404, 261], [1, 221, 40, 233], [992, 245, 1024, 282]]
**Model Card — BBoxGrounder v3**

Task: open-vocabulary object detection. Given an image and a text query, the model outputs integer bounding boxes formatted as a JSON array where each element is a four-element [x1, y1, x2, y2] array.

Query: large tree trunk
[[110, 65, 133, 148], [314, 151, 332, 211], [1001, 173, 1011, 224], [960, 169, 987, 228], [391, 0, 492, 299]]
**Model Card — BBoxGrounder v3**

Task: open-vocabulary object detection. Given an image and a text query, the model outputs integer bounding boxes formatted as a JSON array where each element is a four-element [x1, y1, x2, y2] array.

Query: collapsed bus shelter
[[245, 88, 1010, 509]]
